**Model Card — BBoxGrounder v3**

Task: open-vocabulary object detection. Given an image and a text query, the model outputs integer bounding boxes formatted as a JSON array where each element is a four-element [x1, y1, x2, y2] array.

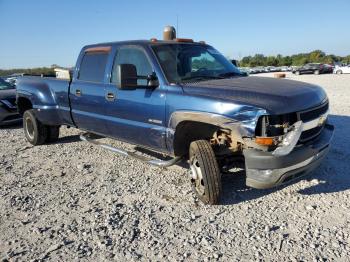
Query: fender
[[166, 108, 267, 154], [17, 77, 57, 108], [16, 77, 62, 125]]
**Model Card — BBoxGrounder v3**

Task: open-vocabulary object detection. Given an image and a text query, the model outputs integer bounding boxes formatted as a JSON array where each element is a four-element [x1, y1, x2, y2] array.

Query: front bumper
[[243, 124, 334, 189], [0, 106, 21, 126]]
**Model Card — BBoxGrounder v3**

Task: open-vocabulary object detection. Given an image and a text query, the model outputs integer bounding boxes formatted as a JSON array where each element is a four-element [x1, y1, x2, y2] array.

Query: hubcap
[[25, 117, 35, 140], [190, 158, 205, 196]]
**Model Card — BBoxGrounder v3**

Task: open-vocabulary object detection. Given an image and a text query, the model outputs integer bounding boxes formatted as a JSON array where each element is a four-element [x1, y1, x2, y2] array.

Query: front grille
[[298, 101, 328, 142], [300, 125, 324, 142], [298, 101, 328, 122]]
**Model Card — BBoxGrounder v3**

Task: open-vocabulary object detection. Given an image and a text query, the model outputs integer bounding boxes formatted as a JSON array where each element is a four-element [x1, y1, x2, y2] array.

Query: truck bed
[[16, 76, 74, 126]]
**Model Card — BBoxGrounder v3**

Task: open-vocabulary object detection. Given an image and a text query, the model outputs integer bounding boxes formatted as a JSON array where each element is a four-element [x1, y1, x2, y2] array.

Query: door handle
[[105, 92, 116, 101], [75, 89, 82, 96]]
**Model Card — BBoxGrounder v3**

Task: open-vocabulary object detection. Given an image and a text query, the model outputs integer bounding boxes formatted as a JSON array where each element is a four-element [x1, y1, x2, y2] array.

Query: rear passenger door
[[70, 47, 110, 135]]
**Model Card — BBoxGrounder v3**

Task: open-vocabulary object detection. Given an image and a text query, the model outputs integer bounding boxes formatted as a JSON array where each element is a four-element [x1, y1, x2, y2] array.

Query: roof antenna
[[176, 15, 179, 37]]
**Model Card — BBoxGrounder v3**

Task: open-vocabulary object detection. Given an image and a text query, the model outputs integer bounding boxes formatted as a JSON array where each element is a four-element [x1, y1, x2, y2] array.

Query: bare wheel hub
[[25, 116, 35, 140], [190, 157, 205, 196]]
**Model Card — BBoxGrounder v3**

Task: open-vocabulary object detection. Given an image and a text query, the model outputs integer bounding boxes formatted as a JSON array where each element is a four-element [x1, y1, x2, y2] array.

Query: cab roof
[[83, 39, 208, 50]]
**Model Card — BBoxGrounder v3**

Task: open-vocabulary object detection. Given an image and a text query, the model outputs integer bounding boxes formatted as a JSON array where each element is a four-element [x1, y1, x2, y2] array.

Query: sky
[[1, 0, 350, 69]]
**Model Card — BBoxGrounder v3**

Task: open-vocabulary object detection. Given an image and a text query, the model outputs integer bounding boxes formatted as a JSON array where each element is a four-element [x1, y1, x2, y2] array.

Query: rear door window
[[78, 52, 109, 83]]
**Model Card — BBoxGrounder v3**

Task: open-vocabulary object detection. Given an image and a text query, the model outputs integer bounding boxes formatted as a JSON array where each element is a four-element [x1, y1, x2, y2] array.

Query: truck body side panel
[[69, 80, 110, 135], [101, 44, 168, 151], [103, 84, 168, 151], [16, 77, 73, 126]]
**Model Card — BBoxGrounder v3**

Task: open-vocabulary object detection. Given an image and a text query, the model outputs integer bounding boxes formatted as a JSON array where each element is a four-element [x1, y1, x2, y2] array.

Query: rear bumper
[[0, 106, 21, 126], [243, 124, 334, 189]]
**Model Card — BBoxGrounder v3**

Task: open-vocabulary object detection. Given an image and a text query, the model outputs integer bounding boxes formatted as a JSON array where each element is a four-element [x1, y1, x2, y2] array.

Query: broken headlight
[[254, 113, 302, 155]]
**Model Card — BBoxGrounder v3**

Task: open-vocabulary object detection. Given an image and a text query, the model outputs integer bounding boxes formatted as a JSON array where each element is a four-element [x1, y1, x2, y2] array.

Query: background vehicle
[[266, 66, 279, 72], [334, 64, 350, 74], [293, 63, 332, 75], [0, 78, 21, 125], [16, 27, 334, 205], [2, 73, 24, 86], [281, 66, 292, 72]]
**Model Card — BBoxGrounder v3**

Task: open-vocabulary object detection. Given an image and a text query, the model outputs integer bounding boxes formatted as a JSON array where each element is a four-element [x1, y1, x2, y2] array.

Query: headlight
[[272, 121, 303, 156]]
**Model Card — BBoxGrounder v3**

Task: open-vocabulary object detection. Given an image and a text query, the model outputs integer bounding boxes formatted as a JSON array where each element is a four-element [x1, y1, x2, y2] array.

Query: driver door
[[103, 45, 167, 151]]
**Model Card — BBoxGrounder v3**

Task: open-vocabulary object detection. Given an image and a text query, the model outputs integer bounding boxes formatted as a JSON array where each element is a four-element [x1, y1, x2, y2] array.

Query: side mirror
[[117, 64, 159, 90], [147, 72, 159, 88]]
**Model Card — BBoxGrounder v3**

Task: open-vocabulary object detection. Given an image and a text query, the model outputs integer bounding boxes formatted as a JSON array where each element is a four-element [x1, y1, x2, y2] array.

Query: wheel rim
[[25, 116, 35, 140], [190, 157, 205, 196]]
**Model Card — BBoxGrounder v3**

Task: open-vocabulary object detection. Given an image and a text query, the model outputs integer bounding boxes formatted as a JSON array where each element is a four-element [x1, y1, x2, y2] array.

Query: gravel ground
[[1, 74, 350, 261]]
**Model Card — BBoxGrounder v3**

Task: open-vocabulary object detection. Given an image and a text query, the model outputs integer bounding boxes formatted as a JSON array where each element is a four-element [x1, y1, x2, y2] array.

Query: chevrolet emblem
[[318, 115, 326, 126]]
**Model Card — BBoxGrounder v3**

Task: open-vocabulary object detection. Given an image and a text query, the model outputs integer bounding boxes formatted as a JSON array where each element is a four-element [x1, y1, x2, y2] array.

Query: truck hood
[[182, 76, 327, 114]]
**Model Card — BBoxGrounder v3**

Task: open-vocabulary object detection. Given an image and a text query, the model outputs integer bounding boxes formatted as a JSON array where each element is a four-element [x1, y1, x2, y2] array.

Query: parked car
[[324, 64, 334, 72], [281, 66, 291, 72], [334, 64, 350, 74], [0, 78, 21, 125], [266, 66, 279, 72], [253, 67, 266, 74], [16, 27, 334, 204], [3, 73, 25, 86], [293, 63, 332, 75], [247, 67, 258, 74], [237, 67, 249, 76]]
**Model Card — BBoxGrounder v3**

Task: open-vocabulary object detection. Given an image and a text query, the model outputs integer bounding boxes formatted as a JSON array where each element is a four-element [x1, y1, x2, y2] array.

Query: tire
[[46, 126, 60, 143], [23, 109, 48, 145], [295, 71, 300, 75], [189, 140, 221, 205], [314, 70, 320, 75], [336, 70, 342, 75]]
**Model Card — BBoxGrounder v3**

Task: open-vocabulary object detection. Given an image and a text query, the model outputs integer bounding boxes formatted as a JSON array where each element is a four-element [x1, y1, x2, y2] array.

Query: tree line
[[0, 65, 62, 77], [1, 50, 350, 76], [238, 50, 350, 67]]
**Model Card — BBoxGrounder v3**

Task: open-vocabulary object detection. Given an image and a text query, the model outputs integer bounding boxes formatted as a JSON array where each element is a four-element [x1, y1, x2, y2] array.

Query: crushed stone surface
[[0, 74, 349, 261]]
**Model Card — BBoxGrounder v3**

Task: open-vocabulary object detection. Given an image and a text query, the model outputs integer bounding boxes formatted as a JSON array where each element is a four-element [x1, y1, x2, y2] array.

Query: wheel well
[[17, 97, 33, 115], [173, 121, 219, 157]]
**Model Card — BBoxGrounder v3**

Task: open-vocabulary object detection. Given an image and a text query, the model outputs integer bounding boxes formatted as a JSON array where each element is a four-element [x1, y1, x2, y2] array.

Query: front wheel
[[189, 140, 221, 205], [336, 70, 342, 75], [23, 110, 48, 145], [295, 71, 300, 75], [314, 70, 320, 75]]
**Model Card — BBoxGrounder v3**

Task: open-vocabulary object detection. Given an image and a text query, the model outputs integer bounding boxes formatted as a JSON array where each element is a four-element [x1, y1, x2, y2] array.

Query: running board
[[80, 133, 182, 168]]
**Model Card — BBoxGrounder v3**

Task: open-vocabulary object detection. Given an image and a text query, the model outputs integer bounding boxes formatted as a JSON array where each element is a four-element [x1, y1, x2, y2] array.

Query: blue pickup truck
[[16, 27, 334, 204]]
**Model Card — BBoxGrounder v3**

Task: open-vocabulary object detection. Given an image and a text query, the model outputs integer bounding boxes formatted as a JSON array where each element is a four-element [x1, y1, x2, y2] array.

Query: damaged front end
[[239, 101, 334, 189]]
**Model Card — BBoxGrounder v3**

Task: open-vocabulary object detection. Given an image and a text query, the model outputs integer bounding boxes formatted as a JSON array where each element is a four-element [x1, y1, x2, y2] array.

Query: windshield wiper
[[218, 71, 243, 78], [181, 75, 224, 82]]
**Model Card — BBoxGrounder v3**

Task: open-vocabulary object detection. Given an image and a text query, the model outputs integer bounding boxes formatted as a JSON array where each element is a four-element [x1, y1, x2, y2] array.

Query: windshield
[[0, 78, 15, 90], [152, 44, 243, 84]]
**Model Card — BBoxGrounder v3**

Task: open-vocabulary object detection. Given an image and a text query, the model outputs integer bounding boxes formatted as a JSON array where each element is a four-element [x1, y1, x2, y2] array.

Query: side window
[[111, 47, 153, 86], [78, 52, 109, 82]]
